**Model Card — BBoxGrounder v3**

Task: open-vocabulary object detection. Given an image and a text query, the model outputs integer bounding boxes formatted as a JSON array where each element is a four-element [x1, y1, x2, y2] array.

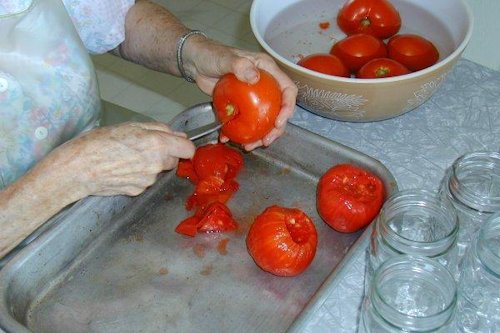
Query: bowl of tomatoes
[[250, 0, 473, 122]]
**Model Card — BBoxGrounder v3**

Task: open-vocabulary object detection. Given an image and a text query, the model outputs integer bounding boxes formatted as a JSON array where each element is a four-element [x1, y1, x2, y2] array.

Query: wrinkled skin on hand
[[48, 122, 196, 197]]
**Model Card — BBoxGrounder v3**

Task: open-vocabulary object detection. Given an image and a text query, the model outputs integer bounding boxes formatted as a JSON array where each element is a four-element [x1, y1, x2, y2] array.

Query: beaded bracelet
[[176, 30, 207, 83]]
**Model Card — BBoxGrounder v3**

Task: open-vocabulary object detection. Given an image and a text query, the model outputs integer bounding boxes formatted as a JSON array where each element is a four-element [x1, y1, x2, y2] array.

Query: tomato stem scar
[[376, 67, 390, 77], [361, 18, 371, 27], [225, 104, 235, 117]]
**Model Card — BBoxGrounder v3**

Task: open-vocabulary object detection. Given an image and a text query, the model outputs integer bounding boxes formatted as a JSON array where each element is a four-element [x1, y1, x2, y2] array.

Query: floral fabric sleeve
[[62, 0, 135, 54]]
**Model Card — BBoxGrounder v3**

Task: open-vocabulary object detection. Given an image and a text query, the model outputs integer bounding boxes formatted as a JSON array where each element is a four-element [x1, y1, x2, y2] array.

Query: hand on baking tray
[[49, 122, 195, 197], [183, 38, 298, 151]]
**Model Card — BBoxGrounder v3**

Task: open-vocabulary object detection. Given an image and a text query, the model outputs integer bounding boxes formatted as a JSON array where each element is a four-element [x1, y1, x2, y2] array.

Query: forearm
[[117, 0, 196, 75], [0, 156, 84, 258]]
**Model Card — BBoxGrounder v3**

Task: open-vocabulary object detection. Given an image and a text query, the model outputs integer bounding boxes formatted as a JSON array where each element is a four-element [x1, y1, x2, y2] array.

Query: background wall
[[463, 0, 500, 71]]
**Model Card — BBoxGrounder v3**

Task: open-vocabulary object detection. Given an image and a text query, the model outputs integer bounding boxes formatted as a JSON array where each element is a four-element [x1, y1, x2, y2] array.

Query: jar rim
[[448, 151, 500, 213], [476, 212, 500, 277], [377, 189, 459, 256], [371, 255, 457, 331]]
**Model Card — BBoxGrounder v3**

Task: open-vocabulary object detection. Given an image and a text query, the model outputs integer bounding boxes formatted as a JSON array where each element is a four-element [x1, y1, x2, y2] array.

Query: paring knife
[[182, 102, 222, 141], [185, 120, 222, 141]]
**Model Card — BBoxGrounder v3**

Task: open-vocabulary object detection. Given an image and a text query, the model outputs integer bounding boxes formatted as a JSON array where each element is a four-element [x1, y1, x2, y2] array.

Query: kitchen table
[[287, 58, 500, 332]]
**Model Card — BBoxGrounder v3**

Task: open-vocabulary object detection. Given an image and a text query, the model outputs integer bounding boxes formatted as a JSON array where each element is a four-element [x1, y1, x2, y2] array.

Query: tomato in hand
[[337, 0, 401, 39], [356, 58, 410, 78], [246, 205, 318, 277], [387, 34, 439, 71], [213, 69, 282, 145], [330, 33, 387, 73], [192, 143, 244, 181], [317, 164, 385, 233], [297, 53, 350, 77]]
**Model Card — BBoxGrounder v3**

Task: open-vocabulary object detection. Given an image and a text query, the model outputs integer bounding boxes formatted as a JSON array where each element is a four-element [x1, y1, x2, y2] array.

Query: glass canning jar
[[359, 255, 457, 333], [456, 212, 500, 332], [440, 151, 500, 260], [366, 189, 459, 286]]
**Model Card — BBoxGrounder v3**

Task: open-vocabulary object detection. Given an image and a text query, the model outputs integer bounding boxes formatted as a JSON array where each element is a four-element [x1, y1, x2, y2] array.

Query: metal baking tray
[[0, 103, 397, 333]]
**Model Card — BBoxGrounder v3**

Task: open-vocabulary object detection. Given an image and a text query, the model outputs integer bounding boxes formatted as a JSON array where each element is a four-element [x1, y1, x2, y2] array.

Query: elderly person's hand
[[50, 122, 196, 197], [0, 122, 195, 257], [183, 38, 298, 151], [118, 0, 298, 151]]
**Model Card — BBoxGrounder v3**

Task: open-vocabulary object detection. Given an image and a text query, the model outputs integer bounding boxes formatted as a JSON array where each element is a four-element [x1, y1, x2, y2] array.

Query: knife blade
[[185, 120, 222, 141]]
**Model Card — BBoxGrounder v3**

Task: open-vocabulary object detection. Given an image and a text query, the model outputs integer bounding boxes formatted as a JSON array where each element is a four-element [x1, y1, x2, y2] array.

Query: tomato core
[[361, 18, 370, 28], [225, 104, 235, 117], [285, 216, 311, 245], [376, 67, 390, 77]]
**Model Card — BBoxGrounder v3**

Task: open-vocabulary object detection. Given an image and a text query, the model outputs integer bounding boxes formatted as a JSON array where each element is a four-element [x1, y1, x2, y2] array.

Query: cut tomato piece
[[196, 202, 238, 233], [176, 159, 199, 184], [192, 143, 244, 180], [185, 176, 239, 210], [175, 216, 200, 237]]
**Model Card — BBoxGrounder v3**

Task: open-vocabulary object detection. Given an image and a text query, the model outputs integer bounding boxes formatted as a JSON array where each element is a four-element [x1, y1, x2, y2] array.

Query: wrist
[[176, 30, 208, 82]]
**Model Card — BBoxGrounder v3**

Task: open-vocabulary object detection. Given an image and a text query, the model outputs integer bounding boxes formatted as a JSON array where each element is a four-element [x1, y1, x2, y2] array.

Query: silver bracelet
[[176, 30, 207, 83]]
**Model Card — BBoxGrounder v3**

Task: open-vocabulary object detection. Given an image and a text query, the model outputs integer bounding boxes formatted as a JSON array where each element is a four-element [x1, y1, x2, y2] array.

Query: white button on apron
[[0, 77, 8, 92], [34, 126, 48, 140]]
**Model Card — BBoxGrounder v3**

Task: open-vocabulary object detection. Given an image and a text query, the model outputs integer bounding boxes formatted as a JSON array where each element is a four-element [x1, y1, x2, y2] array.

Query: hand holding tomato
[[213, 69, 283, 147], [181, 37, 297, 150], [337, 0, 401, 39], [317, 164, 385, 233], [246, 205, 317, 277]]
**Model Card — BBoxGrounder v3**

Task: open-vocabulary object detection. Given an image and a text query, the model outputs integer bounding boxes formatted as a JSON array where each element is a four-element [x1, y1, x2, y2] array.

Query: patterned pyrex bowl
[[250, 0, 473, 122]]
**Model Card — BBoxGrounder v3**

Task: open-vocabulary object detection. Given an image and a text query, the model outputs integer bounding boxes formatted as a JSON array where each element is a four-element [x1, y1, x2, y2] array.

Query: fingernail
[[244, 69, 259, 83]]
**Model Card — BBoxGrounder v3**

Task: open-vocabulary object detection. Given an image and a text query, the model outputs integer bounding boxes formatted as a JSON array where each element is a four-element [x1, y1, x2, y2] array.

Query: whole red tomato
[[387, 34, 439, 71], [330, 33, 387, 73], [297, 53, 350, 77], [213, 69, 281, 145], [356, 58, 410, 78], [246, 205, 318, 277], [337, 0, 401, 39], [317, 164, 385, 233]]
